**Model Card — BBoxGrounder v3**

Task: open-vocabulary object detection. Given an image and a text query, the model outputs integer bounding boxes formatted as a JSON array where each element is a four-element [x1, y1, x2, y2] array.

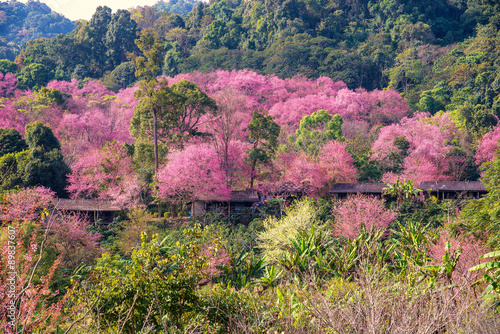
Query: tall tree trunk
[[153, 109, 159, 174], [153, 109, 162, 219]]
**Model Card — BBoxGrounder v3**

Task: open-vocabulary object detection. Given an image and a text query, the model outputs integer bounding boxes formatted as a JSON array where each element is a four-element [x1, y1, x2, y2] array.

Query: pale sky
[[19, 0, 159, 21]]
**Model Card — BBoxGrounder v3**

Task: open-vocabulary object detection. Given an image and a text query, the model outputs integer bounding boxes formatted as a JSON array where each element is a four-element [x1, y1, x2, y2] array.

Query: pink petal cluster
[[372, 112, 459, 184], [1, 187, 55, 222], [66, 141, 141, 208], [427, 229, 489, 283], [0, 72, 17, 97], [475, 125, 500, 166], [332, 194, 397, 239], [157, 143, 231, 204], [272, 141, 357, 196]]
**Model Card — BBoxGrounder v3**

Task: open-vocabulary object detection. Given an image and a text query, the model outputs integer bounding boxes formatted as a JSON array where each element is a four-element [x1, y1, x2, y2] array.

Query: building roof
[[196, 189, 260, 203], [329, 181, 487, 195], [419, 181, 486, 192], [330, 183, 388, 194], [258, 182, 312, 195], [229, 189, 260, 202], [55, 198, 122, 212]]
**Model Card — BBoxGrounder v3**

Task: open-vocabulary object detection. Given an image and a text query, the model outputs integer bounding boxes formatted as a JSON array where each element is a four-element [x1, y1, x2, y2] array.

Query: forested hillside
[[155, 0, 202, 14], [2, 0, 500, 332], [0, 0, 75, 60]]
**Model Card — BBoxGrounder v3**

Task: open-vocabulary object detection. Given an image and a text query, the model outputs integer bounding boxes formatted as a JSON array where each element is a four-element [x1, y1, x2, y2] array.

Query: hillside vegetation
[[1, 0, 500, 333], [0, 0, 75, 60]]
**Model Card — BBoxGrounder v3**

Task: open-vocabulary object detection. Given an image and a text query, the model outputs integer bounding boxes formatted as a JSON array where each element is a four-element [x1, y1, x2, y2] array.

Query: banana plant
[[233, 250, 266, 288], [277, 227, 328, 275], [470, 250, 500, 309], [390, 220, 432, 280], [276, 288, 309, 327], [260, 265, 282, 288], [383, 179, 422, 205], [422, 241, 461, 289]]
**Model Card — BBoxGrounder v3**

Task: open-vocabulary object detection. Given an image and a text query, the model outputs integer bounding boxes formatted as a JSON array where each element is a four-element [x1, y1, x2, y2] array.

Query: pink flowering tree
[[199, 244, 231, 284], [0, 98, 29, 133], [332, 194, 398, 239], [47, 213, 101, 270], [53, 82, 136, 161], [0, 187, 99, 332], [66, 141, 141, 209], [205, 87, 253, 179], [224, 140, 252, 189], [0, 79, 137, 163], [0, 187, 54, 222], [0, 72, 17, 97], [427, 229, 489, 284], [281, 151, 329, 196], [269, 141, 357, 197], [156, 143, 231, 206], [0, 224, 69, 333], [371, 112, 461, 184], [318, 141, 358, 185], [475, 126, 500, 167]]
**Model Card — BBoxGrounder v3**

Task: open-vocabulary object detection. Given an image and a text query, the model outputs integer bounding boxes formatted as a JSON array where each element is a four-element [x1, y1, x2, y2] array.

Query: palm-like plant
[[383, 179, 422, 205], [470, 250, 500, 309], [390, 220, 432, 281]]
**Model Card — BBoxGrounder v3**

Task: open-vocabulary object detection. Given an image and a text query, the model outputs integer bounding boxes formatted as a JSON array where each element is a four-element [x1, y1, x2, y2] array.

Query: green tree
[[451, 103, 498, 140], [69, 228, 209, 331], [162, 41, 183, 76], [0, 122, 70, 197], [460, 151, 500, 248], [25, 121, 61, 152], [129, 30, 167, 175], [16, 63, 53, 91], [417, 82, 452, 114], [88, 6, 112, 75], [290, 110, 343, 156], [130, 31, 217, 175], [246, 110, 280, 188], [387, 136, 411, 173], [105, 9, 138, 68], [102, 61, 136, 92], [0, 128, 27, 157], [0, 151, 26, 190], [386, 48, 425, 96], [0, 59, 17, 74], [71, 64, 89, 81]]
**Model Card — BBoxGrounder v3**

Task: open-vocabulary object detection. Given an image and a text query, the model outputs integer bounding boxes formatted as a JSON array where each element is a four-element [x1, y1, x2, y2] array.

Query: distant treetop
[[0, 0, 74, 60]]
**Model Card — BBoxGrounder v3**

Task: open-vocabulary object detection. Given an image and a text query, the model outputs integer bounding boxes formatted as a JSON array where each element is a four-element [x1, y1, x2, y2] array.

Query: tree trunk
[[153, 109, 162, 219], [153, 109, 159, 174]]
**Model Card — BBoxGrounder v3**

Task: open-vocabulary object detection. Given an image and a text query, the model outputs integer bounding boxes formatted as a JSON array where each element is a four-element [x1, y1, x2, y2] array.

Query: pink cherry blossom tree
[[0, 100, 28, 133], [1, 186, 54, 222], [475, 126, 500, 167], [269, 140, 357, 197], [427, 229, 489, 284], [372, 112, 461, 184], [332, 194, 398, 239], [47, 213, 101, 269], [318, 141, 358, 185], [281, 151, 329, 196], [66, 141, 141, 209], [0, 72, 17, 97], [156, 143, 231, 205]]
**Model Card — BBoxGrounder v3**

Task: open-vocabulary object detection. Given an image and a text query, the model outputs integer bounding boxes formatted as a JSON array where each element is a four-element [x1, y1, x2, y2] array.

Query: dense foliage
[[2, 0, 500, 332], [3, 0, 487, 88], [0, 0, 74, 60]]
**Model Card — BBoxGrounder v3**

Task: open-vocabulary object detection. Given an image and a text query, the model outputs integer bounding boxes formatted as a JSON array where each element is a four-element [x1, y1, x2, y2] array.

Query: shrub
[[257, 199, 325, 262], [332, 194, 397, 239]]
